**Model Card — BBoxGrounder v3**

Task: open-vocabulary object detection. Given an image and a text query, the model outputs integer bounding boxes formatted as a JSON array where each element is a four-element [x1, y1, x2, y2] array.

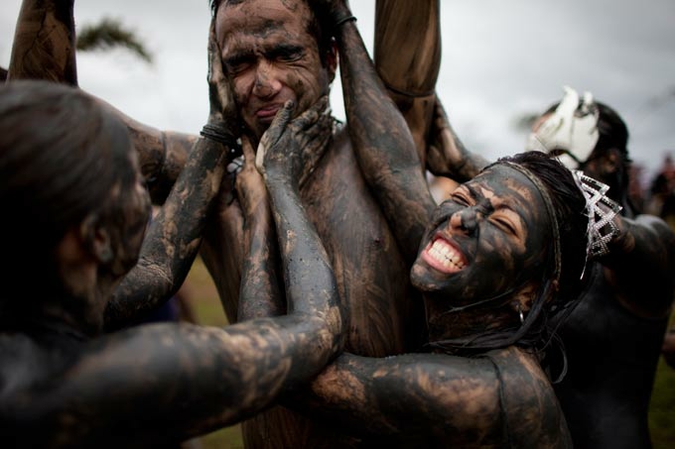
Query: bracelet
[[334, 14, 357, 27], [200, 124, 241, 156]]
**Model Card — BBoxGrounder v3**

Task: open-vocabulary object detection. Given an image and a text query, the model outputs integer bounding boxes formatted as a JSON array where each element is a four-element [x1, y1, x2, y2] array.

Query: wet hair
[[210, 0, 334, 67], [428, 152, 589, 362], [0, 81, 134, 318]]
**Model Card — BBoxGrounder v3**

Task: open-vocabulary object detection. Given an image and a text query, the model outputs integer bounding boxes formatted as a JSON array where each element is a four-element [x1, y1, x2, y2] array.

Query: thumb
[[256, 100, 295, 171]]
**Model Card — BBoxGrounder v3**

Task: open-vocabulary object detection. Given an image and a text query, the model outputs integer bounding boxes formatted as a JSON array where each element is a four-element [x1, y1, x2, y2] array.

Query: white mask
[[525, 86, 600, 169]]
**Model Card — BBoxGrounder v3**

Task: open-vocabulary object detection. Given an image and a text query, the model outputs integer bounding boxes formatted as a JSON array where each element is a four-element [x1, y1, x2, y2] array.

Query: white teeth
[[428, 240, 465, 270]]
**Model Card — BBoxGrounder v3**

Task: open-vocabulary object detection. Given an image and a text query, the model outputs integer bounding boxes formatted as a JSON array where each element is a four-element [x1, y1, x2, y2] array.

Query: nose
[[449, 207, 480, 236], [252, 60, 282, 99]]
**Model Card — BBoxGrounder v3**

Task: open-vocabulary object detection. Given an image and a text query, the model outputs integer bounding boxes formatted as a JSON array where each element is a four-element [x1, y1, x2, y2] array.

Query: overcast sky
[[1, 0, 674, 185]]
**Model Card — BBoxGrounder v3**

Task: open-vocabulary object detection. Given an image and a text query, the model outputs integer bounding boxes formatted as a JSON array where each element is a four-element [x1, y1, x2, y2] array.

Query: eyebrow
[[266, 43, 304, 59], [223, 43, 304, 66], [465, 183, 525, 217]]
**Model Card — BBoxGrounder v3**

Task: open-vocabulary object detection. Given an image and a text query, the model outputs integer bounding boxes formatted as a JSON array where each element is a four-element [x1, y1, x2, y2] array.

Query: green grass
[[185, 257, 675, 448]]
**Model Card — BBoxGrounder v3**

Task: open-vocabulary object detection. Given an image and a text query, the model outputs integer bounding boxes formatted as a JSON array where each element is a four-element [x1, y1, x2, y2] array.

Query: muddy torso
[[552, 262, 667, 449], [201, 128, 424, 448]]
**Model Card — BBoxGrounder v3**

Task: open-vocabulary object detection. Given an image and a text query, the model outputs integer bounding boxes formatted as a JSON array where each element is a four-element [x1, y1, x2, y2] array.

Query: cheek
[[232, 75, 253, 107], [477, 231, 524, 276], [287, 66, 327, 105]]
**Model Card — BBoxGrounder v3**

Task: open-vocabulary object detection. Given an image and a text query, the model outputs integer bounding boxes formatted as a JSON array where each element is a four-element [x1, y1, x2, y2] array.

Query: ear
[[80, 213, 114, 264]]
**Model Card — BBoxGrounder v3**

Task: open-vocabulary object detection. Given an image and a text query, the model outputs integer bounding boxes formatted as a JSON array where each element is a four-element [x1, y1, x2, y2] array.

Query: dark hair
[[507, 152, 589, 304], [211, 0, 334, 67], [0, 81, 134, 312]]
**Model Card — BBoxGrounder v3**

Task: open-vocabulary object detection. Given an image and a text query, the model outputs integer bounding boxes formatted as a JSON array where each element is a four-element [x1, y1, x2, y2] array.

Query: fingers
[[241, 135, 255, 167], [256, 100, 295, 169], [291, 96, 329, 133]]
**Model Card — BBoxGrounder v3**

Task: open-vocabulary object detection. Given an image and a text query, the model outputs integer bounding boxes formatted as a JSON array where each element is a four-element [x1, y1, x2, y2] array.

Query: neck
[[424, 295, 520, 347]]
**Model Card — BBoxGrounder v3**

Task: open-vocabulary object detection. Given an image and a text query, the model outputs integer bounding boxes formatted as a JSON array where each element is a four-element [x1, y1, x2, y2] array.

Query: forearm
[[266, 176, 343, 341], [8, 0, 78, 85], [31, 320, 349, 447], [336, 18, 435, 260], [105, 137, 229, 330], [374, 0, 440, 165], [426, 97, 489, 182], [238, 202, 284, 321], [295, 352, 500, 439], [601, 214, 675, 311], [374, 0, 441, 97]]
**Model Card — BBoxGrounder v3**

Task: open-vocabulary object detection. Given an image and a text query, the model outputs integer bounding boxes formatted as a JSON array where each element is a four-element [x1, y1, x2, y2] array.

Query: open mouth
[[421, 237, 467, 274]]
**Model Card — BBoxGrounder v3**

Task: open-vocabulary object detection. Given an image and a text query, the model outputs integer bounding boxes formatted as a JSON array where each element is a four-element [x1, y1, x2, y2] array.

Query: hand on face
[[207, 20, 240, 131], [255, 96, 329, 184]]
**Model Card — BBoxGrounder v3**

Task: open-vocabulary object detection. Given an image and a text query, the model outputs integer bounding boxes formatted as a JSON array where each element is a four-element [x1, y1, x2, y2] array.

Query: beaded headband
[[525, 86, 600, 169], [488, 161, 562, 284], [488, 161, 621, 284]]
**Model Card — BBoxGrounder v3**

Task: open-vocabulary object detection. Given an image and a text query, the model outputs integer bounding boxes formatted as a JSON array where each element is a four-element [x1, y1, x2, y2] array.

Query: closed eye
[[450, 189, 473, 206], [224, 54, 255, 74], [491, 216, 517, 235], [267, 45, 304, 63]]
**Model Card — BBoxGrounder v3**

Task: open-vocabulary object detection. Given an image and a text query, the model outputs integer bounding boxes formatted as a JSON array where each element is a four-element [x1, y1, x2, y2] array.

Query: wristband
[[200, 124, 242, 157]]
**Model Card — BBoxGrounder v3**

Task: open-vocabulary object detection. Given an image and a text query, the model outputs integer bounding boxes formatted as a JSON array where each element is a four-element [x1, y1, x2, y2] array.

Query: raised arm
[[602, 213, 675, 317], [426, 97, 490, 182], [373, 1, 488, 182], [104, 23, 239, 329], [236, 135, 284, 321], [373, 0, 440, 168], [8, 0, 78, 85], [328, 1, 436, 262], [7, 0, 195, 204]]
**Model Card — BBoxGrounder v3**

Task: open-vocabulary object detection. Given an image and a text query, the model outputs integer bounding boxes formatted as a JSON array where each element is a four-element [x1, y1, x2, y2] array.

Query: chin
[[410, 263, 446, 293]]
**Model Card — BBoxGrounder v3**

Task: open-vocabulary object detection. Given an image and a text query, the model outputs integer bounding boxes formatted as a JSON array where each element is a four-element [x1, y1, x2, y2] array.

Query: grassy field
[[184, 257, 675, 448]]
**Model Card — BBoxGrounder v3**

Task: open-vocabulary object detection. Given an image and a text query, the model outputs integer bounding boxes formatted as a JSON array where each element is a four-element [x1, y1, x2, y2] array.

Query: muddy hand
[[205, 19, 242, 160], [255, 98, 327, 183]]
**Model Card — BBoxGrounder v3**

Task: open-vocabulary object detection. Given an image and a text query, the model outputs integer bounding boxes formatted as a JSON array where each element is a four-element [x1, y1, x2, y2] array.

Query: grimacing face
[[216, 0, 335, 140], [410, 165, 551, 306]]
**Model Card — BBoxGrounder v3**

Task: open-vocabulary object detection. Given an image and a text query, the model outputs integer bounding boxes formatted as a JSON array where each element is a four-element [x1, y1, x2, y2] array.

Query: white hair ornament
[[572, 170, 622, 273], [526, 86, 600, 169]]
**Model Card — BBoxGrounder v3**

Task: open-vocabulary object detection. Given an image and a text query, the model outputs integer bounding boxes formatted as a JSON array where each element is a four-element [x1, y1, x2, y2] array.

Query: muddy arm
[[374, 0, 440, 168], [601, 214, 675, 317], [8, 0, 195, 203], [99, 100, 196, 204], [8, 0, 78, 85], [104, 23, 242, 329], [374, 1, 487, 182], [332, 4, 436, 263], [103, 135, 232, 330]]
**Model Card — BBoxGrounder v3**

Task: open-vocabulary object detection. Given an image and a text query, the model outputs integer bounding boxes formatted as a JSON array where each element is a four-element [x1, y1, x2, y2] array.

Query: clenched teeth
[[428, 239, 466, 270]]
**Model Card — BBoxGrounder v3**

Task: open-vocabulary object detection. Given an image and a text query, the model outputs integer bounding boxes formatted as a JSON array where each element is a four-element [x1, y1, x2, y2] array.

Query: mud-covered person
[[0, 80, 345, 448], [193, 1, 430, 446]]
